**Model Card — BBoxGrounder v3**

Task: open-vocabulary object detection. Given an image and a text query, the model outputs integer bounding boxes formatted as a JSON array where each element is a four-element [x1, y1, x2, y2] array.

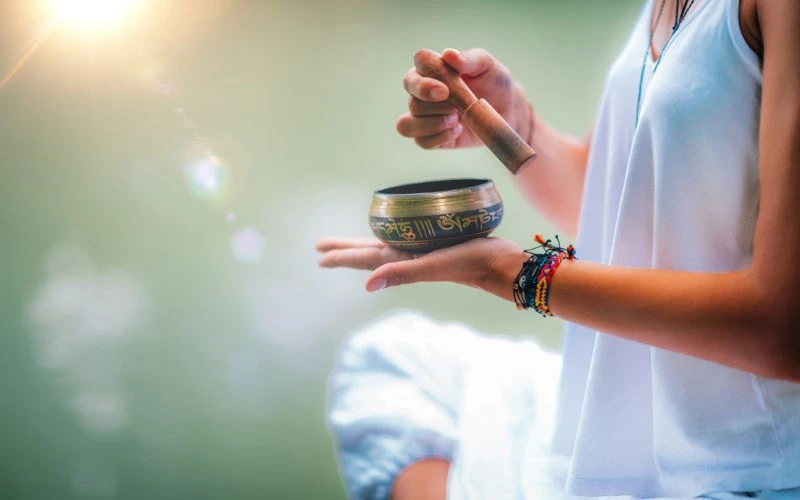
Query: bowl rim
[[373, 178, 495, 199]]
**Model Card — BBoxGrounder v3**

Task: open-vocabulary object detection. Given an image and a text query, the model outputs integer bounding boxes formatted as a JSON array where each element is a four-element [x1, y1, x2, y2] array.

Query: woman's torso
[[541, 0, 800, 497]]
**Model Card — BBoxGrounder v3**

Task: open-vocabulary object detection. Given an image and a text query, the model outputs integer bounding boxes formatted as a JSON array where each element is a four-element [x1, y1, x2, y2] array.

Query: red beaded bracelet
[[513, 234, 577, 317]]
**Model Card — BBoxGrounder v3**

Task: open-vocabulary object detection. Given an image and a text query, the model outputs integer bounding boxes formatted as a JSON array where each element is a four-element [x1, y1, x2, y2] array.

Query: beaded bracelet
[[513, 234, 577, 317]]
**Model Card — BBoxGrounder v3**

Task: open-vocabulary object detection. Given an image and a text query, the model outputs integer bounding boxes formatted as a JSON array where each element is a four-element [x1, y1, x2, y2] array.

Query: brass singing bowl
[[369, 178, 504, 252]]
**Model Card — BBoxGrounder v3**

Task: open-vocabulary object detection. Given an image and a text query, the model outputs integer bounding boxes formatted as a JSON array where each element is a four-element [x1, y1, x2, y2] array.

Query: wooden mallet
[[414, 49, 537, 175]]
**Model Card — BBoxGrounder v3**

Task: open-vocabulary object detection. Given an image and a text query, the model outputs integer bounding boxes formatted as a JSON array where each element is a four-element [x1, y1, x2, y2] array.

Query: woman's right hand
[[396, 48, 532, 150]]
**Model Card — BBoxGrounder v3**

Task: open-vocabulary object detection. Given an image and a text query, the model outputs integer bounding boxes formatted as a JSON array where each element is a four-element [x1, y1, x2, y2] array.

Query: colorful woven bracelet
[[513, 234, 577, 317]]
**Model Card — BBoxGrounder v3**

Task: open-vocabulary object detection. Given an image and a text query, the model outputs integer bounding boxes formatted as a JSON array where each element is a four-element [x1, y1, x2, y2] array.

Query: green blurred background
[[0, 1, 639, 498]]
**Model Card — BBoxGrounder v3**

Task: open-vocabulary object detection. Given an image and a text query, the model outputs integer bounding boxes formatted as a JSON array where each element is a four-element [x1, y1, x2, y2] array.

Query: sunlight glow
[[184, 152, 230, 202], [1, 0, 139, 90], [0, 20, 55, 91], [50, 0, 136, 32]]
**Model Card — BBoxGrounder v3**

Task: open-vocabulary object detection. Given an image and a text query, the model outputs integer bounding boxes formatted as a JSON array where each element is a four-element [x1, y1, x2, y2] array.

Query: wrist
[[510, 235, 578, 315], [546, 257, 577, 317], [484, 249, 530, 302]]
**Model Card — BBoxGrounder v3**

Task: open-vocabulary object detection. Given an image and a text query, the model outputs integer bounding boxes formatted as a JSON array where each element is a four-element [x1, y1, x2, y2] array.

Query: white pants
[[326, 311, 800, 500]]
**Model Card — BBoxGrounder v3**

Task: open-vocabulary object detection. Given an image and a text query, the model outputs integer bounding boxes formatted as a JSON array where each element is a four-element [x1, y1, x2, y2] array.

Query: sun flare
[[49, 0, 136, 32]]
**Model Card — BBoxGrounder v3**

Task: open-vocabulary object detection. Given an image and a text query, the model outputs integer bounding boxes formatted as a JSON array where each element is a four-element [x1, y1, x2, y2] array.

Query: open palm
[[316, 236, 522, 292]]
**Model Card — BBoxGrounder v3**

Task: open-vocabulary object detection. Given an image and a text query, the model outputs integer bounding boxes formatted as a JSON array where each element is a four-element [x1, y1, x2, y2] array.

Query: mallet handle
[[414, 49, 537, 174]]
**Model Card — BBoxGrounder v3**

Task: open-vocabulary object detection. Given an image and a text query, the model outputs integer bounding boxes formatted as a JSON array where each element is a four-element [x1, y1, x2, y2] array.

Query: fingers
[[316, 238, 386, 270], [317, 239, 414, 271], [401, 47, 506, 149], [319, 247, 387, 271], [414, 124, 463, 149], [398, 91, 462, 147], [316, 237, 385, 252], [403, 67, 449, 102], [366, 251, 449, 292], [441, 47, 496, 78], [408, 96, 457, 117], [396, 112, 459, 138]]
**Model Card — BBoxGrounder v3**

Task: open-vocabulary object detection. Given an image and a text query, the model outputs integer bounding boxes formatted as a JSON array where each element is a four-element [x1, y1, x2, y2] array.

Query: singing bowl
[[369, 178, 504, 252]]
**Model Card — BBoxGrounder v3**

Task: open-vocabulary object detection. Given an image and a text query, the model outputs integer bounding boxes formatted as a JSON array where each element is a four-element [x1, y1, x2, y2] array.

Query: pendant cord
[[635, 0, 668, 127], [674, 0, 680, 31], [635, 0, 697, 127]]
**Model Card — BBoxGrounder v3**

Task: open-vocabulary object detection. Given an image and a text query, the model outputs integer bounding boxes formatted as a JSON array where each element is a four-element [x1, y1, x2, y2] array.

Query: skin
[[397, 48, 589, 234], [318, 1, 796, 498], [388, 459, 449, 500]]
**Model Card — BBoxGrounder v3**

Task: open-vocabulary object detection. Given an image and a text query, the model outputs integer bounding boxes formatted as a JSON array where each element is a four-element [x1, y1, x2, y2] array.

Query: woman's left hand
[[316, 236, 525, 298]]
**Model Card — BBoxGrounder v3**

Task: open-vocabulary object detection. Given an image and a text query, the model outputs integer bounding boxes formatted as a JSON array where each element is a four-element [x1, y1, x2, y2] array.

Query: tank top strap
[[723, 0, 762, 79]]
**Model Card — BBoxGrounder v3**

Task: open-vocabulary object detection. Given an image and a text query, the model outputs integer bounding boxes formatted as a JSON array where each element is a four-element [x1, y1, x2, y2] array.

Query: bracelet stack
[[513, 234, 577, 317]]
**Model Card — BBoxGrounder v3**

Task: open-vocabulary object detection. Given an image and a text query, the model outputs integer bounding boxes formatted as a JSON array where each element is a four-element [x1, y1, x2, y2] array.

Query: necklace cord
[[635, 0, 697, 127]]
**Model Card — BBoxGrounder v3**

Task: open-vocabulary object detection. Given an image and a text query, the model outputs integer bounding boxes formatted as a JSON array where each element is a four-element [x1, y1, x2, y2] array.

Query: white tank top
[[548, 0, 800, 496]]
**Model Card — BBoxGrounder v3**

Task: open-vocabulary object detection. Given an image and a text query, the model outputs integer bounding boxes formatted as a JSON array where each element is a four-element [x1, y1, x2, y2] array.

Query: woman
[[318, 0, 800, 498]]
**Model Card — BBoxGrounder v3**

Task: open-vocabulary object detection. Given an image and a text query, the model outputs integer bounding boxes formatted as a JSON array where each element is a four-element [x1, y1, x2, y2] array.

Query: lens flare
[[134, 58, 173, 95], [0, 17, 58, 91], [230, 227, 265, 263], [184, 152, 230, 202]]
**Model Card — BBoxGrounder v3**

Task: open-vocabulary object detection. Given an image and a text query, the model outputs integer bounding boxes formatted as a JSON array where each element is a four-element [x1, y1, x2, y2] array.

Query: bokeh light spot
[[230, 227, 265, 263], [184, 152, 230, 202], [135, 59, 171, 95]]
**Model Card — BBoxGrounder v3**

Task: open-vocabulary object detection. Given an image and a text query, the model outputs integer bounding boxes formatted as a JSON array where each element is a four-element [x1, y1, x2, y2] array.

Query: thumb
[[441, 48, 496, 78], [365, 255, 443, 292]]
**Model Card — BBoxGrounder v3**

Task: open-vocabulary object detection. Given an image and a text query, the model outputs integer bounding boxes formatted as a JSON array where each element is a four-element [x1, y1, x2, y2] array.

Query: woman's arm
[[529, 0, 800, 382], [513, 114, 589, 236], [397, 48, 589, 234], [485, 257, 799, 382], [319, 1, 800, 382]]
